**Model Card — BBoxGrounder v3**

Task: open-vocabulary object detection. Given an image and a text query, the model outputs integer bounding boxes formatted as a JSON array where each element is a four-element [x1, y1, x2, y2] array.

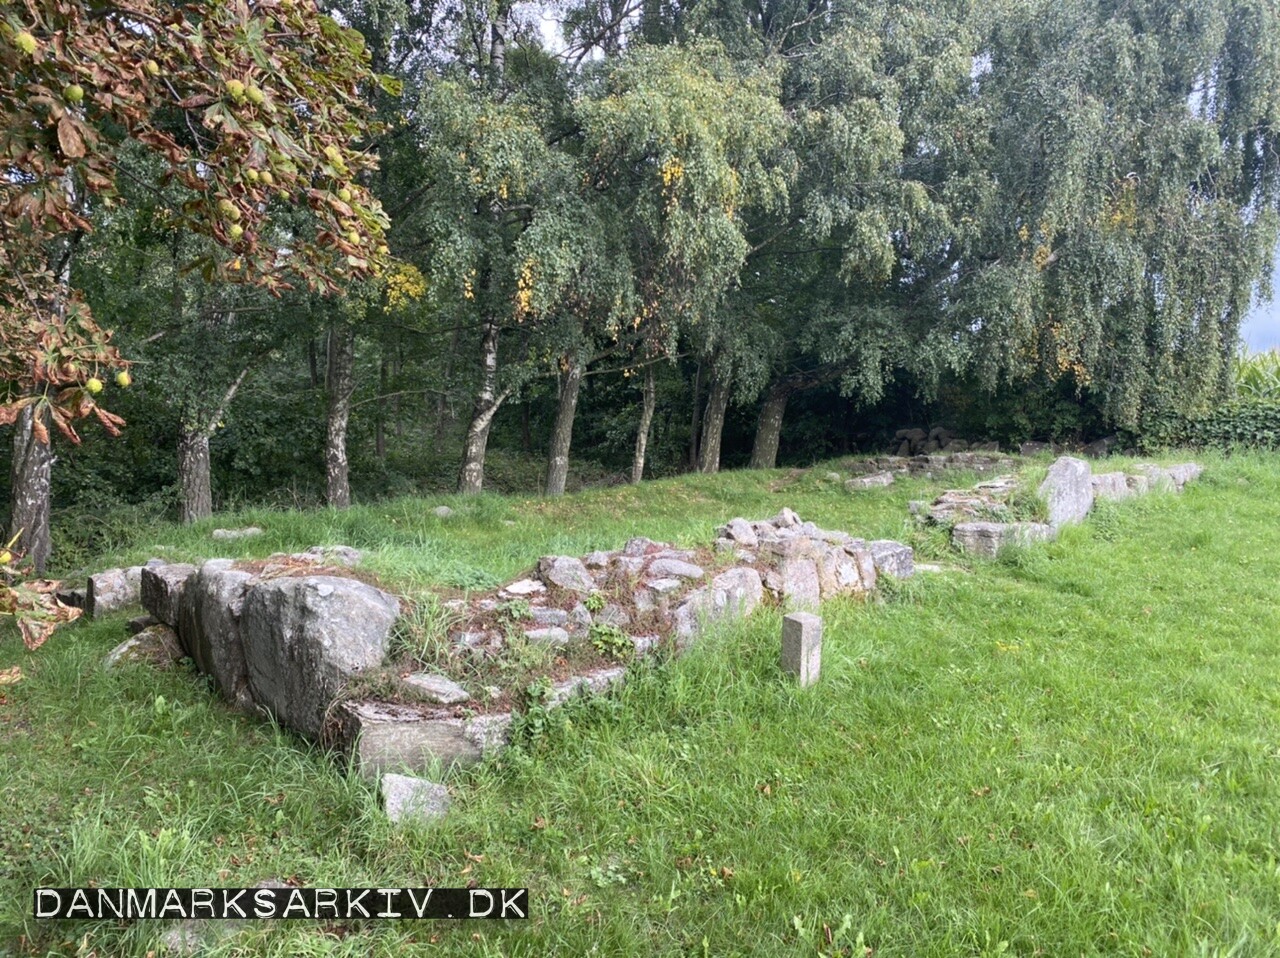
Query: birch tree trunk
[[631, 364, 656, 483], [458, 318, 504, 494], [750, 384, 790, 470], [8, 405, 53, 573], [325, 322, 356, 508], [544, 355, 583, 496]]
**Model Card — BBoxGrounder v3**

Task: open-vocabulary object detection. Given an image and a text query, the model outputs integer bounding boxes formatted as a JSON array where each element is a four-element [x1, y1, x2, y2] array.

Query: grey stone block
[[382, 773, 451, 824], [141, 563, 198, 627], [781, 612, 821, 687], [1038, 456, 1094, 528]]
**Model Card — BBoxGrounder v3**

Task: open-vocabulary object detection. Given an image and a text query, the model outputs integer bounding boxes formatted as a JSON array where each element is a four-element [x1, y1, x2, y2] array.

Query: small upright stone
[[781, 612, 821, 688], [433, 506, 454, 518]]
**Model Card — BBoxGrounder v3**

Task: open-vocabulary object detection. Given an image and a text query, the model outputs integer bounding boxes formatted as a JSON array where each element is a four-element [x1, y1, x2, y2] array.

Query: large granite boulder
[[241, 576, 400, 740], [177, 560, 258, 712], [1038, 456, 1094, 528], [671, 567, 766, 645]]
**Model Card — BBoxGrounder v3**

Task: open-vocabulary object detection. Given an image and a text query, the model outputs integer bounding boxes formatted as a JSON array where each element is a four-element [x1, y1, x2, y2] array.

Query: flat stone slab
[[868, 540, 914, 579], [547, 667, 627, 707], [211, 527, 263, 540], [86, 566, 143, 618], [501, 578, 546, 596], [845, 471, 895, 491], [335, 701, 513, 779], [1091, 472, 1132, 500], [646, 577, 683, 594], [523, 627, 570, 646], [722, 517, 758, 548], [382, 773, 451, 824], [538, 555, 596, 592], [646, 558, 704, 580], [402, 673, 471, 705], [952, 521, 1056, 558]]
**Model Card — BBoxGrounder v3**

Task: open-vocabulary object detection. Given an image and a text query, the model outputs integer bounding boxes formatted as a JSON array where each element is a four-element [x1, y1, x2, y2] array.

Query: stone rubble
[[922, 455, 1204, 557]]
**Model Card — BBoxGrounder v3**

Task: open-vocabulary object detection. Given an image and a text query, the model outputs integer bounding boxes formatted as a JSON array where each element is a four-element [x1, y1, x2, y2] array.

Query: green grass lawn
[[3, 453, 1280, 956]]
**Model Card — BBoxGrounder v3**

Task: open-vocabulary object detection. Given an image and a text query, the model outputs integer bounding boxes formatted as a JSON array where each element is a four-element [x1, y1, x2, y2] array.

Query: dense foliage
[[4, 0, 1280, 591]]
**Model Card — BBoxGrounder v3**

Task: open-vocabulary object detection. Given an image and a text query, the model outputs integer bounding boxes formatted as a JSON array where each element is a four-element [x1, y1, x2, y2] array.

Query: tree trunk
[[632, 364, 656, 483], [698, 367, 731, 475], [375, 345, 388, 459], [177, 428, 213, 523], [308, 338, 320, 387], [435, 323, 461, 442], [750, 384, 790, 470], [325, 322, 356, 508], [544, 355, 583, 497], [458, 318, 504, 495], [688, 361, 703, 469], [8, 405, 53, 574]]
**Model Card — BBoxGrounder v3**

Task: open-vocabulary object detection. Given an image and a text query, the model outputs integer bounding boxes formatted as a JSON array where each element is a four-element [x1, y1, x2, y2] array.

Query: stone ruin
[[841, 451, 1019, 490], [87, 511, 916, 786], [889, 426, 1001, 457], [917, 456, 1205, 557]]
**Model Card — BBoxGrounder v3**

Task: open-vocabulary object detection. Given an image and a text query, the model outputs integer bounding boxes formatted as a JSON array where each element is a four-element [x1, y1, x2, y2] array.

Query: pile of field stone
[[84, 511, 915, 782]]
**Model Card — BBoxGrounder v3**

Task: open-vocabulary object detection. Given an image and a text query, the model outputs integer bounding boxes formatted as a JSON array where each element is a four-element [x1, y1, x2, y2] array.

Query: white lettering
[[345, 888, 370, 918], [66, 889, 94, 918], [34, 890, 61, 918], [190, 889, 214, 919], [314, 888, 338, 918], [469, 889, 494, 917], [222, 888, 246, 918], [254, 888, 275, 918], [377, 889, 401, 918], [405, 889, 433, 917], [159, 888, 185, 918], [500, 889, 526, 918], [96, 889, 124, 919], [125, 888, 156, 918], [282, 889, 309, 918]]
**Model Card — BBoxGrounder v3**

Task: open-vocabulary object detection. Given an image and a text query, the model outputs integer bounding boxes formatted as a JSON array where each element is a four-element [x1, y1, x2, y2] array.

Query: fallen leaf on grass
[[0, 666, 22, 685]]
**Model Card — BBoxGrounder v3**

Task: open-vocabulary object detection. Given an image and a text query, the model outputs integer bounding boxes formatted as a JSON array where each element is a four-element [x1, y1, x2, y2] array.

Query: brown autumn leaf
[[0, 666, 23, 685], [57, 116, 86, 158]]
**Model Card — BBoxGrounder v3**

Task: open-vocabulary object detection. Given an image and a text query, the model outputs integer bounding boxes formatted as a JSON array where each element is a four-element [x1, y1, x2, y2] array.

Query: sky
[[1243, 286, 1280, 351]]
